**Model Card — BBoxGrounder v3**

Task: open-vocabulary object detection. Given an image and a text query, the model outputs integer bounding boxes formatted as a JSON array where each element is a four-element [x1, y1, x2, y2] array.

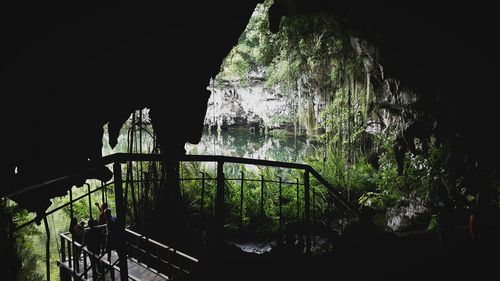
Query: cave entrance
[[187, 2, 335, 165], [95, 0, 436, 253]]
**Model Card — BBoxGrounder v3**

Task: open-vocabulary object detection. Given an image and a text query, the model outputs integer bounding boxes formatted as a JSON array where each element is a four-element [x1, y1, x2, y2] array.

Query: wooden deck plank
[[60, 250, 168, 281]]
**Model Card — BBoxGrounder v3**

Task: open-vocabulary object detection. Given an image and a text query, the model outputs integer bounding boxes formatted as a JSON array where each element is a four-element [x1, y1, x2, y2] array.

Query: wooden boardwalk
[[58, 250, 168, 281], [59, 229, 198, 281]]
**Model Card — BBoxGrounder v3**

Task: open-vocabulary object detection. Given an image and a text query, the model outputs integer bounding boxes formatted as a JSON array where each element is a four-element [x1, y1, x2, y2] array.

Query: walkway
[[58, 250, 168, 281], [59, 228, 197, 281]]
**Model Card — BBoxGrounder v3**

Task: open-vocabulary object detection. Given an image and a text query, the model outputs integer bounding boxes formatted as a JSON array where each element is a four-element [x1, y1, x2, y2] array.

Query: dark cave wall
[[1, 1, 262, 211]]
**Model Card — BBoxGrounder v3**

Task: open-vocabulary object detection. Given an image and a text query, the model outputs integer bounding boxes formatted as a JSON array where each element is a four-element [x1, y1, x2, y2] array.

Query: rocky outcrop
[[205, 78, 291, 132]]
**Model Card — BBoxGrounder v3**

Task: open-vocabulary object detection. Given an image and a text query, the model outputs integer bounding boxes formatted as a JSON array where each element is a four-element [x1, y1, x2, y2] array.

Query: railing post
[[88, 183, 93, 221], [137, 237, 140, 263], [92, 252, 99, 280], [312, 187, 316, 220], [215, 161, 225, 243], [69, 187, 77, 272], [166, 247, 171, 276], [69, 187, 74, 221], [304, 170, 311, 255], [110, 264, 115, 281], [83, 250, 88, 279], [296, 178, 300, 220], [156, 245, 159, 271], [200, 172, 205, 214], [43, 216, 50, 281], [260, 174, 265, 223], [278, 176, 283, 244], [59, 262, 71, 281], [105, 182, 109, 205], [211, 187, 215, 217], [240, 171, 244, 226], [61, 235, 66, 262], [101, 181, 106, 206], [67, 240, 72, 269], [113, 162, 129, 280], [74, 243, 80, 274]]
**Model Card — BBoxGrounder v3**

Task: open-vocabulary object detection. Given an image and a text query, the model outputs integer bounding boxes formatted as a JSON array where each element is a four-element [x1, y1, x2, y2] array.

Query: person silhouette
[[69, 217, 85, 259], [83, 219, 105, 275], [104, 209, 120, 258], [95, 202, 108, 225]]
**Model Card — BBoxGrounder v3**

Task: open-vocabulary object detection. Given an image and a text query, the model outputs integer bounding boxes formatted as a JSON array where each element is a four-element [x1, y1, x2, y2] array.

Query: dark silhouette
[[84, 219, 105, 255], [68, 217, 77, 236], [95, 202, 108, 225], [69, 217, 85, 258], [83, 219, 105, 275], [105, 208, 120, 256]]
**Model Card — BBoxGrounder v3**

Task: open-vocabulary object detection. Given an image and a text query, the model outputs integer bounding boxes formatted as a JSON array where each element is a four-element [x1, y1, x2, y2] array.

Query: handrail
[[307, 168, 359, 215], [101, 153, 311, 170], [60, 229, 198, 274], [14, 183, 110, 232], [60, 231, 141, 281], [125, 229, 199, 263], [4, 154, 307, 199], [5, 153, 356, 214]]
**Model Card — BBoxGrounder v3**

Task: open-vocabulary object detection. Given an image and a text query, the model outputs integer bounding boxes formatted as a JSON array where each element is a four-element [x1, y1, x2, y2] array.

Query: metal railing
[[59, 228, 131, 281], [5, 153, 358, 280], [58, 227, 198, 281], [124, 228, 198, 278]]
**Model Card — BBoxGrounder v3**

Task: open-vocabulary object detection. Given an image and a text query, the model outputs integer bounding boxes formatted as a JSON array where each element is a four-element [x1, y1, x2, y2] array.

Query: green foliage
[[1, 200, 44, 281], [265, 59, 301, 92], [426, 214, 439, 231], [177, 163, 317, 236], [212, 0, 461, 233], [60, 184, 113, 223], [373, 146, 403, 204], [217, 3, 273, 84]]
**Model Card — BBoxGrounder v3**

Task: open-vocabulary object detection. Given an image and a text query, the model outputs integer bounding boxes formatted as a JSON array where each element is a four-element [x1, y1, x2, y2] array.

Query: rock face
[[205, 79, 291, 132], [205, 68, 331, 137], [386, 196, 429, 232]]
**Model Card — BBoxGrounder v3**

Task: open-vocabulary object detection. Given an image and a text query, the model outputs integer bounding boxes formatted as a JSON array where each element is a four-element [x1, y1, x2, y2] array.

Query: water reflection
[[102, 125, 314, 165], [185, 130, 313, 164]]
